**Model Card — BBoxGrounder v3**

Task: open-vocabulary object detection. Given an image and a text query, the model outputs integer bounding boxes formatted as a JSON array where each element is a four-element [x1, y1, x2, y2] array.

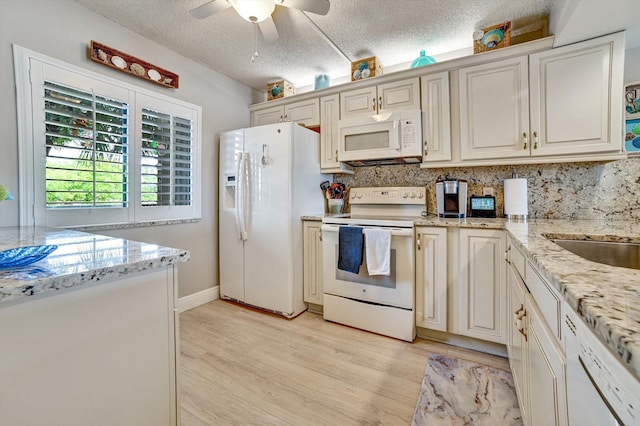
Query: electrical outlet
[[483, 187, 494, 196]]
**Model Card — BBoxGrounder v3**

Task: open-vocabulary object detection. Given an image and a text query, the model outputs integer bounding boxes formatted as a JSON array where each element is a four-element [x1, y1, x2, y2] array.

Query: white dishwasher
[[563, 301, 640, 425]]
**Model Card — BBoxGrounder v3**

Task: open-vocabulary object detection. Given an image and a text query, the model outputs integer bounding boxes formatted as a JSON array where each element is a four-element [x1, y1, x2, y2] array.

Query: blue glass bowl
[[0, 245, 58, 269]]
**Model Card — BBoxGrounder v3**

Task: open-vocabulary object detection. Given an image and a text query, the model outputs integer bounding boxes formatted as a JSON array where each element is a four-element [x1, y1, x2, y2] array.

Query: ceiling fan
[[189, 0, 331, 43]]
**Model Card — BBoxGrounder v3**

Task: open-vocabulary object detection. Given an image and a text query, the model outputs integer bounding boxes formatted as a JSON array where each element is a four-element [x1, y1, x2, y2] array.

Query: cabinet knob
[[280, 115, 284, 122], [522, 132, 528, 150], [424, 141, 429, 156], [378, 96, 382, 111], [417, 234, 421, 251], [372, 97, 376, 112], [533, 131, 538, 149]]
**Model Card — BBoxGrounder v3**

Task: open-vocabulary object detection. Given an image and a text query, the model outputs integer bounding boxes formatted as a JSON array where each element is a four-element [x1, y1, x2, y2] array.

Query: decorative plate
[[111, 56, 127, 69], [148, 69, 161, 81], [0, 245, 58, 269]]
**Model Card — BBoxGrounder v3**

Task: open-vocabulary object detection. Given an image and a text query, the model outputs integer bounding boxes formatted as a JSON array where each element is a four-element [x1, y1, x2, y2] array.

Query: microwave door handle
[[395, 120, 402, 150]]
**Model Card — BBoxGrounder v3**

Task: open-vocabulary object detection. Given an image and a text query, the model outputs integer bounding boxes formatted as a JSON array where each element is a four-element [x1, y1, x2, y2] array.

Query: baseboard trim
[[177, 286, 219, 313]]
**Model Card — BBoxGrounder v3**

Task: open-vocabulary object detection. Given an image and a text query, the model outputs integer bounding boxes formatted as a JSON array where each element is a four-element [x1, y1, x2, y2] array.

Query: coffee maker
[[436, 179, 468, 218]]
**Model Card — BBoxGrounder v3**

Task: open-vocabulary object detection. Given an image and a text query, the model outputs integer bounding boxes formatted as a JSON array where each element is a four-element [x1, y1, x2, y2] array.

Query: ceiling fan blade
[[258, 17, 279, 43], [189, 0, 232, 19], [277, 0, 330, 15]]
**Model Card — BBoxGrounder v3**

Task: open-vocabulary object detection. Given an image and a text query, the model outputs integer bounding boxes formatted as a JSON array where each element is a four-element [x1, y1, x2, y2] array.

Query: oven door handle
[[320, 224, 414, 237]]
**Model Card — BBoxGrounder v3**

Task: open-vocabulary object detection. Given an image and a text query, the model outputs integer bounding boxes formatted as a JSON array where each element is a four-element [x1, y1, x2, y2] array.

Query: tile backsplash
[[336, 158, 640, 220]]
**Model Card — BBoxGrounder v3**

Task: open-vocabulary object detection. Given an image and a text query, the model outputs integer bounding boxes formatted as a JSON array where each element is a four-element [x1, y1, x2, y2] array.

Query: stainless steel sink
[[550, 239, 640, 270]]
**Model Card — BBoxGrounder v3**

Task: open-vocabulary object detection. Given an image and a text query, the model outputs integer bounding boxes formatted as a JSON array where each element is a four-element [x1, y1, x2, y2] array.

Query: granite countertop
[[0, 227, 190, 304], [504, 219, 640, 380]]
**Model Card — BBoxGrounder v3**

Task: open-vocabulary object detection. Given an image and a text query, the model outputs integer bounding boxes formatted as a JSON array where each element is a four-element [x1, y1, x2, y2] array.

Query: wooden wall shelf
[[88, 40, 179, 89]]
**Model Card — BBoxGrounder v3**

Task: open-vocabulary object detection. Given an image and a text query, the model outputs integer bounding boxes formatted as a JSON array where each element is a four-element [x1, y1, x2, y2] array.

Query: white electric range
[[321, 186, 427, 341]]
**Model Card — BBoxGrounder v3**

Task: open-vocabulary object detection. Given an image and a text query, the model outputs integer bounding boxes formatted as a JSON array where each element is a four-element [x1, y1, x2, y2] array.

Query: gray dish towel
[[338, 226, 363, 274]]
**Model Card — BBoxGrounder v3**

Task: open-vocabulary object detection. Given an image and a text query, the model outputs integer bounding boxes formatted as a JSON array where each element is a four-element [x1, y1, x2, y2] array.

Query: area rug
[[411, 354, 523, 425]]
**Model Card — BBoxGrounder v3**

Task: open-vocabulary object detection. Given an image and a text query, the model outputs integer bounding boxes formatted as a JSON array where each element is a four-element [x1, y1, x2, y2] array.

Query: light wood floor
[[179, 299, 509, 425]]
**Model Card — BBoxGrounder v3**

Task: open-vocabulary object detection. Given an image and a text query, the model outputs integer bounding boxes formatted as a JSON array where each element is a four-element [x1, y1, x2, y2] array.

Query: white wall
[[0, 0, 254, 298], [625, 47, 640, 83]]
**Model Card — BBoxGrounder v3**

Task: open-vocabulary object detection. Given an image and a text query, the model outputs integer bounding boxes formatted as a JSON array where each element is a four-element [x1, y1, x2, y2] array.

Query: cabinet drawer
[[525, 261, 561, 340]]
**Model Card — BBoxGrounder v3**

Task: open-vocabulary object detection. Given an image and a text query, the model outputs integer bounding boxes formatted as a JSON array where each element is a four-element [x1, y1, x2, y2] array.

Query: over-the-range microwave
[[337, 109, 422, 166]]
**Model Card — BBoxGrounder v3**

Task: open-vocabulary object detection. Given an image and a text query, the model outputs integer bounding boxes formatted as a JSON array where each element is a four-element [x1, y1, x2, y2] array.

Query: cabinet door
[[251, 105, 283, 126], [527, 298, 568, 426], [508, 264, 529, 425], [459, 56, 530, 160], [340, 86, 377, 118], [421, 72, 451, 163], [303, 221, 323, 306], [415, 227, 447, 331], [285, 98, 320, 127], [378, 78, 420, 112], [457, 228, 507, 344], [529, 32, 624, 156]]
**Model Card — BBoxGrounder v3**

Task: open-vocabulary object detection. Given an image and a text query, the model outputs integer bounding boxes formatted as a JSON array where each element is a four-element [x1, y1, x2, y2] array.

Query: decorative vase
[[410, 50, 436, 68]]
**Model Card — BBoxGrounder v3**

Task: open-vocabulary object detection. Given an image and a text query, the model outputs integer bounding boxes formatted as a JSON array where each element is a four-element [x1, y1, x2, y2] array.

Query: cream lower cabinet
[[0, 267, 179, 426], [416, 226, 506, 345], [454, 228, 507, 344], [507, 264, 528, 424], [303, 220, 323, 307], [415, 227, 448, 331], [527, 296, 568, 426], [506, 236, 568, 426]]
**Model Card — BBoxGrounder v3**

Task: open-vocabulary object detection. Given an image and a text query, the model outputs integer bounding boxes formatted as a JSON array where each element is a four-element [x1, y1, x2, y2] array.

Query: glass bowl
[[0, 245, 58, 269]]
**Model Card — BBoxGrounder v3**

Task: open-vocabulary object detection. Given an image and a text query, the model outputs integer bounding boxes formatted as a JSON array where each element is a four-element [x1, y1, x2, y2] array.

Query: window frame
[[13, 45, 202, 227]]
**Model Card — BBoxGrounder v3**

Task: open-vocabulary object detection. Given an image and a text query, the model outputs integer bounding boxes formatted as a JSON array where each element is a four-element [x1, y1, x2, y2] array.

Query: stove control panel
[[349, 187, 427, 205]]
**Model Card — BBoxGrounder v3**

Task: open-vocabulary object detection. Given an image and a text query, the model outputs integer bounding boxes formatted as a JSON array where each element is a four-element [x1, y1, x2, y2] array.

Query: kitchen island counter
[[0, 226, 189, 304], [0, 226, 185, 425]]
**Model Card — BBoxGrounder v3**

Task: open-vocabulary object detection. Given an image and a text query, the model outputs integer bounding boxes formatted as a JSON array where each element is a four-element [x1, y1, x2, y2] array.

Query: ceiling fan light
[[229, 0, 276, 23]]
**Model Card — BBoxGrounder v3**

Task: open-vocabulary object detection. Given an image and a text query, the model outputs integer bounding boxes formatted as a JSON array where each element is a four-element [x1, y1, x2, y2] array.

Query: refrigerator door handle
[[241, 153, 250, 241], [236, 152, 248, 241]]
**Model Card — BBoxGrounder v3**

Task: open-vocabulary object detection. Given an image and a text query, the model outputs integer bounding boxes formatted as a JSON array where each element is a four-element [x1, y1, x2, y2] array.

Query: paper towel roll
[[504, 178, 528, 219]]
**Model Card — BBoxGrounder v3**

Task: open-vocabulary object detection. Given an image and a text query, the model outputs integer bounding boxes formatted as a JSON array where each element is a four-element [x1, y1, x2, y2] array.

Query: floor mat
[[412, 354, 523, 425]]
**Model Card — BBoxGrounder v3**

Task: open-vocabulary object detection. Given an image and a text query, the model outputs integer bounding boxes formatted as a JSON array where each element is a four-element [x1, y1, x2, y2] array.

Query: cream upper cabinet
[[458, 56, 530, 161], [251, 104, 285, 126], [250, 98, 320, 127], [319, 94, 353, 174], [455, 228, 507, 344], [340, 78, 420, 119], [529, 32, 624, 157], [420, 71, 452, 163], [458, 32, 624, 162], [415, 226, 448, 331]]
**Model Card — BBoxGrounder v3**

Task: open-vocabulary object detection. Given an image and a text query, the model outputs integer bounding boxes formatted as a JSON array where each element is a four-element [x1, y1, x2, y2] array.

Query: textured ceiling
[[70, 0, 591, 93]]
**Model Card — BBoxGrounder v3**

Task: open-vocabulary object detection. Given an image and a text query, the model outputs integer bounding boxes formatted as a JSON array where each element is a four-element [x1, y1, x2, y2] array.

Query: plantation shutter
[[22, 53, 201, 227], [44, 81, 128, 208], [140, 106, 193, 207]]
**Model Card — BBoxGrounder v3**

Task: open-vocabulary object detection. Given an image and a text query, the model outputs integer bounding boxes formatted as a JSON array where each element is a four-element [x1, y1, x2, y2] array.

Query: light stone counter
[[504, 220, 640, 380], [0, 227, 189, 304]]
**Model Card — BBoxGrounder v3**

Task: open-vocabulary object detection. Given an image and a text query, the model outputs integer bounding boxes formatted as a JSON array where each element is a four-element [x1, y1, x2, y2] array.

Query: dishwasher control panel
[[577, 318, 639, 426]]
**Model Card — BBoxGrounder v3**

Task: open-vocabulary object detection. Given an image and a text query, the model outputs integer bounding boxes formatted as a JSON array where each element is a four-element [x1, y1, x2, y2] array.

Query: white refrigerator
[[219, 122, 328, 318]]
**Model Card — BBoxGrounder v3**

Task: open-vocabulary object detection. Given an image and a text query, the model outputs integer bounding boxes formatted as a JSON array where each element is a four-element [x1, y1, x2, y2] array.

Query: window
[[14, 46, 201, 227]]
